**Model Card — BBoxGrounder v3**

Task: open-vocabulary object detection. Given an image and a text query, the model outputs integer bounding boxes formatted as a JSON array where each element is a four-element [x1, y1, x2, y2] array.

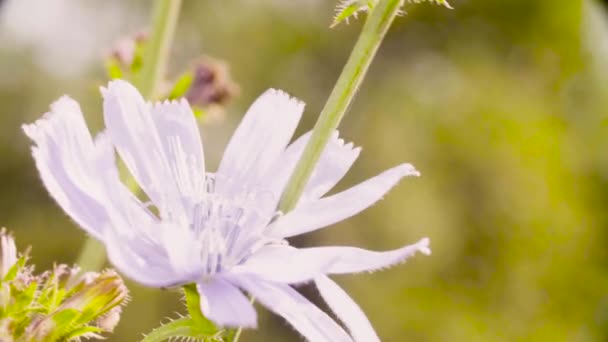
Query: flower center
[[188, 173, 280, 277]]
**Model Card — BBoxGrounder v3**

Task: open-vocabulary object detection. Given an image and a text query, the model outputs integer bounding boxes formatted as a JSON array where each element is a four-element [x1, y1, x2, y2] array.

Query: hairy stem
[[278, 0, 404, 213]]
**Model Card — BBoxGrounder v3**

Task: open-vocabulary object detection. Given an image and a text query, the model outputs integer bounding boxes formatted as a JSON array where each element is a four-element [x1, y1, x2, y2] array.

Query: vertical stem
[[76, 0, 183, 271], [76, 238, 106, 271], [136, 0, 183, 98], [278, 0, 404, 213]]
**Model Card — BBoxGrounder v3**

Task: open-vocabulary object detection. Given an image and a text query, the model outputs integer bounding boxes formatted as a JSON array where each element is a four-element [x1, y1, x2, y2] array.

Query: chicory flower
[[24, 80, 429, 341]]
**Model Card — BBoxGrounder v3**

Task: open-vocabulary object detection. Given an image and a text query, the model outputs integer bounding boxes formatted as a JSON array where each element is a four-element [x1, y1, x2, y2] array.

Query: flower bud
[[0, 230, 129, 341], [185, 57, 239, 109]]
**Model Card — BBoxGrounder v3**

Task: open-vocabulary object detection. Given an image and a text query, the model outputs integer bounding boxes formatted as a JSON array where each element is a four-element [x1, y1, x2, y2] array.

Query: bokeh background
[[1, 0, 608, 340]]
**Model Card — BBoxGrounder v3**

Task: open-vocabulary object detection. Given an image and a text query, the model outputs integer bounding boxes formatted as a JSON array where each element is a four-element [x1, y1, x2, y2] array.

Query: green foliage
[[168, 72, 195, 99], [332, 0, 452, 27], [0, 230, 128, 341], [141, 285, 221, 342]]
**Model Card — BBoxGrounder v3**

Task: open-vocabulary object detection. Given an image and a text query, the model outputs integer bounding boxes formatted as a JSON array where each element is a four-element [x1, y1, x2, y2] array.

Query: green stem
[[75, 0, 182, 272], [279, 0, 404, 213], [75, 238, 106, 271], [136, 0, 183, 98]]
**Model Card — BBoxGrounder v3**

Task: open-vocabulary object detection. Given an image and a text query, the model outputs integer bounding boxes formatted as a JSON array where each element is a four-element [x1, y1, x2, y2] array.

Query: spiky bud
[[0, 229, 129, 341]]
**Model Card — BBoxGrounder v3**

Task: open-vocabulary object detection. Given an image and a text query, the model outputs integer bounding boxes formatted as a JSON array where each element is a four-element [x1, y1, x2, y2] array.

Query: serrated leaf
[[332, 0, 453, 27], [64, 325, 104, 341], [8, 281, 37, 317], [408, 0, 452, 9], [141, 317, 223, 342], [331, 0, 376, 28]]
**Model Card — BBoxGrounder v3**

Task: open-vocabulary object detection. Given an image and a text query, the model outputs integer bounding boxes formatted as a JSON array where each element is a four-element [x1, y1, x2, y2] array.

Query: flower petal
[[232, 245, 335, 284], [315, 276, 379, 342], [217, 89, 304, 196], [271, 238, 431, 275], [232, 276, 352, 342], [301, 132, 360, 202], [103, 230, 183, 288], [271, 163, 420, 238], [22, 97, 114, 239], [197, 278, 257, 328], [266, 131, 360, 205], [149, 99, 206, 209], [102, 80, 186, 217], [0, 231, 17, 277], [93, 158, 191, 287]]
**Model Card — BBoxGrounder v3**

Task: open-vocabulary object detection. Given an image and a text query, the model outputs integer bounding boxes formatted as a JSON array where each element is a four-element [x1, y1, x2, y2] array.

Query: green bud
[[0, 229, 129, 341]]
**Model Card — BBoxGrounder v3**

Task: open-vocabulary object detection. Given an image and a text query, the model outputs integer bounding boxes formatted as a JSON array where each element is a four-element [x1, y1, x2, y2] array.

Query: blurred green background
[[2, 0, 608, 340]]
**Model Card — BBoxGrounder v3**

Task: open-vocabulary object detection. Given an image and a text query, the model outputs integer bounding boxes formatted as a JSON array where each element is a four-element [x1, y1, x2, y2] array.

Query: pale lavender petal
[[150, 99, 206, 208], [217, 89, 304, 196], [270, 163, 420, 238], [197, 278, 257, 328], [104, 230, 185, 288], [22, 97, 114, 239], [232, 276, 352, 342], [266, 130, 360, 204], [301, 132, 360, 202], [232, 245, 334, 284], [265, 131, 311, 197], [315, 276, 379, 342], [102, 80, 180, 212], [0, 232, 17, 277], [271, 238, 430, 275], [93, 159, 191, 287]]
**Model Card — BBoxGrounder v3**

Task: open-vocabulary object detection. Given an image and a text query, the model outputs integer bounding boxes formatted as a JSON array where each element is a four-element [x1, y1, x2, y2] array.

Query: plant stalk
[[278, 0, 404, 213], [136, 0, 183, 98]]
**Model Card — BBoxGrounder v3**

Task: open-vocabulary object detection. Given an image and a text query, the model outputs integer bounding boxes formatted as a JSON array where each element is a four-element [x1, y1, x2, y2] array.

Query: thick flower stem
[[279, 0, 404, 213], [76, 0, 182, 272]]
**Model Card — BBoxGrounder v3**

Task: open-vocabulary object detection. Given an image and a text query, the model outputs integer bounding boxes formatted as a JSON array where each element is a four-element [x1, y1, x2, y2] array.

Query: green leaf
[[193, 107, 207, 118], [3, 256, 26, 282], [168, 72, 194, 99], [8, 281, 37, 317], [64, 325, 104, 341], [131, 42, 145, 74], [332, 0, 375, 28], [105, 58, 124, 80], [52, 308, 80, 327], [331, 0, 452, 28], [141, 317, 223, 342]]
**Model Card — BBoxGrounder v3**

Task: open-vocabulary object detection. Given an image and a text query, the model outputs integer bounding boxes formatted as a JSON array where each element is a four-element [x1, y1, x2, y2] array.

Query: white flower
[[23, 80, 429, 341]]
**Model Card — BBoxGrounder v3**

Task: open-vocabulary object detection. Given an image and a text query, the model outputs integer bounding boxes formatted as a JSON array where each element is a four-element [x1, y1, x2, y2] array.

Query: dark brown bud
[[186, 57, 239, 109]]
